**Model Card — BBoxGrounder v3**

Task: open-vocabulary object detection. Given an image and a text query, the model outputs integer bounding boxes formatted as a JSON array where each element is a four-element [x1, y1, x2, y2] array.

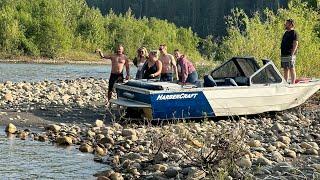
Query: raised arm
[[125, 56, 130, 80], [95, 49, 111, 59]]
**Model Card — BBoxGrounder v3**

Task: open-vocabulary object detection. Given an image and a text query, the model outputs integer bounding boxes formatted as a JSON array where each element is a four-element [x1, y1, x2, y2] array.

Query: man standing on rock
[[96, 45, 130, 102], [159, 44, 178, 82], [281, 19, 299, 84]]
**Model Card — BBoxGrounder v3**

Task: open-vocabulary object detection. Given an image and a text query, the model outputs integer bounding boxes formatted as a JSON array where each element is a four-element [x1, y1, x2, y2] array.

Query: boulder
[[56, 136, 73, 146], [5, 123, 17, 134], [80, 143, 94, 153]]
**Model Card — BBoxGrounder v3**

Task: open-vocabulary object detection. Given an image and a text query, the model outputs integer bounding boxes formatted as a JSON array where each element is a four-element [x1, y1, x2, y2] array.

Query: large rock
[[109, 172, 123, 180], [46, 124, 61, 132], [284, 149, 296, 158], [248, 140, 261, 147], [80, 143, 94, 153], [122, 129, 137, 137], [236, 155, 252, 168], [301, 142, 313, 149], [56, 136, 73, 146], [5, 123, 17, 134], [165, 168, 179, 178], [272, 151, 285, 162], [256, 157, 272, 166], [278, 136, 291, 145], [95, 119, 104, 127], [4, 93, 13, 102]]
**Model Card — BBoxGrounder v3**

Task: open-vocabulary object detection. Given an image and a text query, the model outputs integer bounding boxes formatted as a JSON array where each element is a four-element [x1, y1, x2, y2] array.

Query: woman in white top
[[133, 47, 148, 79]]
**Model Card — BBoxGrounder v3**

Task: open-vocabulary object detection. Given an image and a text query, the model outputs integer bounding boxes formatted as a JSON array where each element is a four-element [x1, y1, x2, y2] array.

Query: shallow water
[[0, 127, 107, 179], [0, 62, 136, 83]]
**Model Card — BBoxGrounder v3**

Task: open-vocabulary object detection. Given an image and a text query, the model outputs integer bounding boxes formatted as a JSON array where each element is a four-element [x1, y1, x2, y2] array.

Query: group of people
[[95, 18, 299, 101], [95, 44, 198, 101]]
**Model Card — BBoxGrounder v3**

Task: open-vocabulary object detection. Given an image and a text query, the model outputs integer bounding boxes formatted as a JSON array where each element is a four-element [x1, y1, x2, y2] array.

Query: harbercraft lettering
[[156, 93, 198, 100]]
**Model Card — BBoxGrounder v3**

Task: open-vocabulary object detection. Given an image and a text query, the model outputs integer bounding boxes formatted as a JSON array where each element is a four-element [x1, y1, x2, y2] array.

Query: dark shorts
[[281, 56, 296, 69], [108, 73, 124, 93], [186, 71, 198, 84], [160, 73, 173, 82]]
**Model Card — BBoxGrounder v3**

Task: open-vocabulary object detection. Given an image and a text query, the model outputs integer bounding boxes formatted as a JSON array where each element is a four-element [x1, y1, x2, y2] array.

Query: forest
[[0, 0, 319, 76]]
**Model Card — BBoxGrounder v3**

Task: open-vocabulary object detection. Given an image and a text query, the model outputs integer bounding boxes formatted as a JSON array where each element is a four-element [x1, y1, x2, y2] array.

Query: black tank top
[[142, 61, 159, 79]]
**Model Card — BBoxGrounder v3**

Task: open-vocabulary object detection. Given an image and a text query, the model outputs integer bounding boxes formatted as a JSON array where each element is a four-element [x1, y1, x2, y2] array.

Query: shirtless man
[[159, 44, 178, 82], [96, 45, 130, 101]]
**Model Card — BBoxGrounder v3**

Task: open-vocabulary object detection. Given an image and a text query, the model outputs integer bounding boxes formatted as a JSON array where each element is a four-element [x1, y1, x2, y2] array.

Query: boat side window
[[211, 61, 241, 79], [251, 64, 282, 84]]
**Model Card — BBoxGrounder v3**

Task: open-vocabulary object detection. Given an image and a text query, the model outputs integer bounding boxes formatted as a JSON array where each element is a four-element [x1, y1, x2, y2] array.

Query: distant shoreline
[[0, 59, 111, 65]]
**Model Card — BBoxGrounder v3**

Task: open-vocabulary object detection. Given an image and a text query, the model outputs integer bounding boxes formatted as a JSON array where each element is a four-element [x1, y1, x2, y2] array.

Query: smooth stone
[[236, 156, 252, 168], [309, 142, 319, 150], [273, 141, 287, 149], [284, 149, 296, 158], [4, 93, 13, 102], [278, 136, 291, 145], [56, 136, 73, 146], [256, 157, 272, 166], [79, 143, 94, 153], [46, 124, 61, 132], [109, 172, 124, 180], [154, 164, 168, 172], [5, 123, 17, 134], [272, 151, 285, 162], [165, 168, 179, 178], [122, 129, 137, 137], [267, 145, 277, 152], [301, 142, 313, 149], [95, 146, 107, 156], [95, 119, 104, 127], [248, 140, 261, 147], [305, 148, 319, 155], [100, 136, 115, 145]]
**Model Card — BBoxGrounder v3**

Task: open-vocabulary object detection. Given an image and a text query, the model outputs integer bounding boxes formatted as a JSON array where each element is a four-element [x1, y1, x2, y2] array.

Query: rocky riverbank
[[1, 78, 320, 179]]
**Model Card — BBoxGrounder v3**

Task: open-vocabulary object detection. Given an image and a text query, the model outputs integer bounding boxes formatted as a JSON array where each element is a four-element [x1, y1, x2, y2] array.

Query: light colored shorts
[[281, 56, 296, 69]]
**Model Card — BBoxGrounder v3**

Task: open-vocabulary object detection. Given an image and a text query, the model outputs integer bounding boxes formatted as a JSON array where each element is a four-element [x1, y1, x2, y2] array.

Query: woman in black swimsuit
[[142, 50, 162, 79]]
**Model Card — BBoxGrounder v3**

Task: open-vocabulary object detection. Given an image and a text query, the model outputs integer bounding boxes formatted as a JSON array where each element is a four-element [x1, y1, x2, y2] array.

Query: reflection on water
[[0, 62, 137, 83], [0, 127, 107, 179]]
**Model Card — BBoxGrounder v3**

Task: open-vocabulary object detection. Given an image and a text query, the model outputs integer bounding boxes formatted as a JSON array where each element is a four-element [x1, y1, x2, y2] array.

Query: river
[[0, 62, 136, 83]]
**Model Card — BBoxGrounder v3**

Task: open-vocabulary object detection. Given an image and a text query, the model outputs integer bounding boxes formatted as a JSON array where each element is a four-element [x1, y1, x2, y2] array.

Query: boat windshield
[[251, 64, 282, 84]]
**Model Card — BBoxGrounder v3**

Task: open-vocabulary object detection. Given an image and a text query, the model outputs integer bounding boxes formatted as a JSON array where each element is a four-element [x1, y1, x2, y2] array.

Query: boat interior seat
[[204, 75, 217, 87], [224, 78, 238, 86], [234, 76, 249, 86]]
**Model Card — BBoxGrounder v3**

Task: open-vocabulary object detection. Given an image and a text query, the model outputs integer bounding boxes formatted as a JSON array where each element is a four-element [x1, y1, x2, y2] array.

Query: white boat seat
[[225, 78, 238, 86], [204, 75, 217, 87]]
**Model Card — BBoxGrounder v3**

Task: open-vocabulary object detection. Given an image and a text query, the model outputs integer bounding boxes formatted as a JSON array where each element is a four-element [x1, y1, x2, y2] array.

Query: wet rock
[[110, 172, 123, 180], [97, 176, 110, 180], [56, 136, 73, 146], [38, 135, 47, 142], [100, 136, 115, 145], [94, 169, 114, 177], [19, 131, 28, 140], [278, 136, 291, 145], [95, 145, 107, 156], [46, 124, 61, 132], [79, 143, 94, 153], [5, 123, 17, 134]]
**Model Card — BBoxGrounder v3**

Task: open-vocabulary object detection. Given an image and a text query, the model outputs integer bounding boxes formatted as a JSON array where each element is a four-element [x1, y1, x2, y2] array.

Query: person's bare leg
[[283, 68, 289, 82], [290, 68, 296, 84]]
